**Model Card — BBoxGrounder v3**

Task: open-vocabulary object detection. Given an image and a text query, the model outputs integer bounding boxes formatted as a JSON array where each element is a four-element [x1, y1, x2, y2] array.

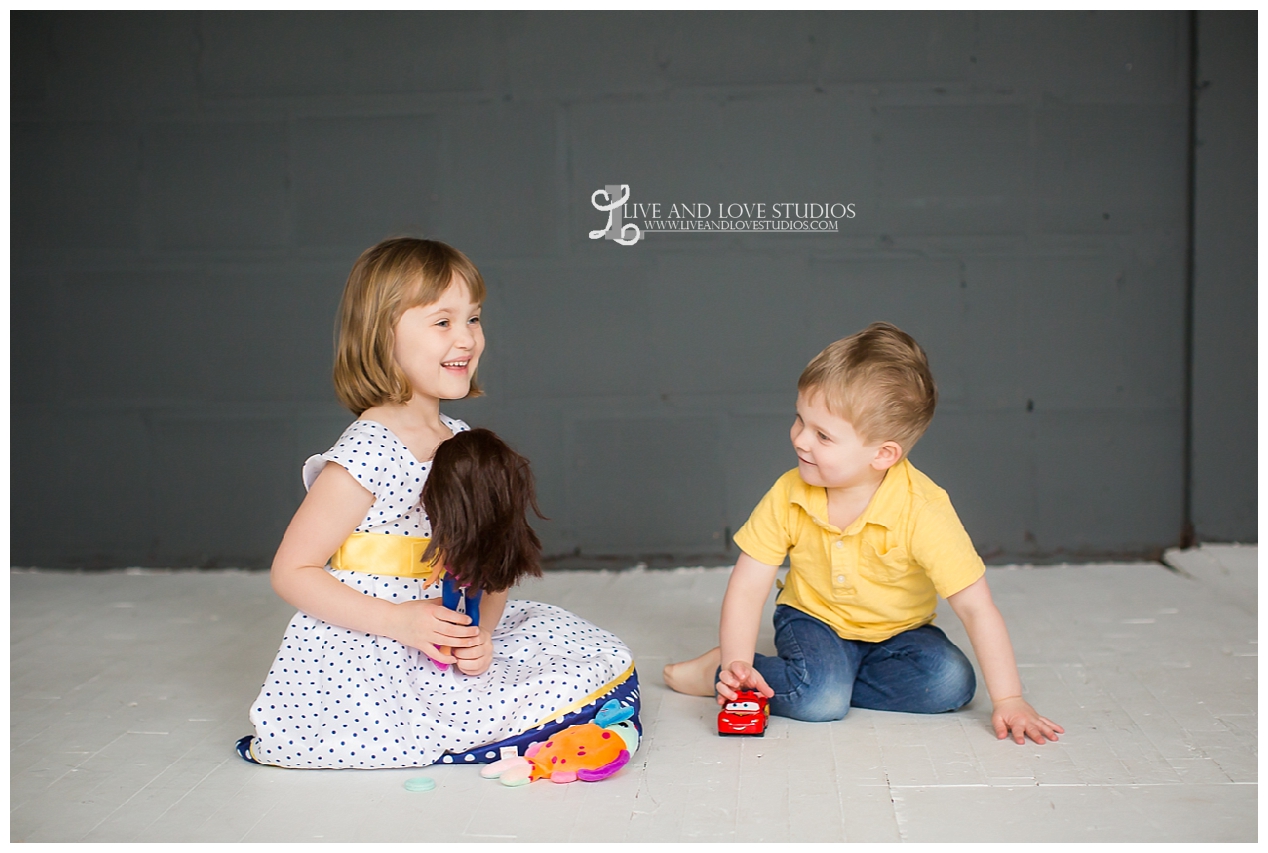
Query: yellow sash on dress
[[329, 532, 442, 583]]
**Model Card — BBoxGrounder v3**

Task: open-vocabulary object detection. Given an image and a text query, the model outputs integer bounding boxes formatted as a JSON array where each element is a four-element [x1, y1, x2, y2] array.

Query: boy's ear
[[871, 441, 904, 471]]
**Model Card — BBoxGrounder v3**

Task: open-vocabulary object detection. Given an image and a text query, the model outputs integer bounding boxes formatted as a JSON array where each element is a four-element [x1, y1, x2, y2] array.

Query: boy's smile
[[790, 392, 900, 493]]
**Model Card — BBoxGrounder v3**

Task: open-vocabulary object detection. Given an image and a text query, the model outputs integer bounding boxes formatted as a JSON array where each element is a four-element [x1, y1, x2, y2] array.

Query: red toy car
[[717, 690, 770, 736]]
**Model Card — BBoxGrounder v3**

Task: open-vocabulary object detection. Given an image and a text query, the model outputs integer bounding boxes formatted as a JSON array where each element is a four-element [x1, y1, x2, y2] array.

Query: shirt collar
[[788, 458, 911, 535]]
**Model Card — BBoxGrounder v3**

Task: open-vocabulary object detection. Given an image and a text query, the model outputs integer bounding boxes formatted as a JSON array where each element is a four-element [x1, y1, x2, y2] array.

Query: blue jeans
[[746, 605, 976, 722]]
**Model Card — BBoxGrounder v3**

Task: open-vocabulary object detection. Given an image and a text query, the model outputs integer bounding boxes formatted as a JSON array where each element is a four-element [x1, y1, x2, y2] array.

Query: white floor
[[10, 544, 1257, 842]]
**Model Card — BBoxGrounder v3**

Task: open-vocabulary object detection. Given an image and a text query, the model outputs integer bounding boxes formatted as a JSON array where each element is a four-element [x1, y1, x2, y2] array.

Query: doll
[[420, 427, 546, 669]]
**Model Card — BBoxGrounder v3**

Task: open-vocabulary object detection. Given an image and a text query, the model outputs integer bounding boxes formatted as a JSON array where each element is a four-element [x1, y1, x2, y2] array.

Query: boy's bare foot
[[662, 647, 721, 697]]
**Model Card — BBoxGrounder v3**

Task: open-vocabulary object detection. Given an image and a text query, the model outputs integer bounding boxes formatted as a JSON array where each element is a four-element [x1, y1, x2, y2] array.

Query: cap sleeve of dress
[[440, 413, 470, 434], [302, 420, 396, 496]]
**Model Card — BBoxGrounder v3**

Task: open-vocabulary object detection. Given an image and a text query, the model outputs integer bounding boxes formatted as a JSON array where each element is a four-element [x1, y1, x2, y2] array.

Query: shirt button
[[836, 575, 845, 584], [835, 541, 844, 549]]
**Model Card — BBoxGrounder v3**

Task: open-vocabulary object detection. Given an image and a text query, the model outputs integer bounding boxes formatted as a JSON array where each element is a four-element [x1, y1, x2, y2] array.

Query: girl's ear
[[871, 441, 904, 471]]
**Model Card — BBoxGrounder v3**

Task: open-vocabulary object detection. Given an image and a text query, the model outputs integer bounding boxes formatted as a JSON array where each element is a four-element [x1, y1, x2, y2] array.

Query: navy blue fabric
[[236, 734, 261, 764], [436, 667, 641, 766]]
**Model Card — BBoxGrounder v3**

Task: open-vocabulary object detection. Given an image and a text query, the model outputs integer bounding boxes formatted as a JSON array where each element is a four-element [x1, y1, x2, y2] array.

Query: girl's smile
[[393, 277, 485, 401]]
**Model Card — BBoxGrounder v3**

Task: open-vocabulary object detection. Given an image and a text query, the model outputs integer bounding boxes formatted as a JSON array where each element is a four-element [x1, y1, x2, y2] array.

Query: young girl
[[238, 238, 638, 769]]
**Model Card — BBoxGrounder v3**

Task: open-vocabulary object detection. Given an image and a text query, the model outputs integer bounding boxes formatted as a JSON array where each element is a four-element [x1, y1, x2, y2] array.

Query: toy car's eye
[[726, 701, 760, 712]]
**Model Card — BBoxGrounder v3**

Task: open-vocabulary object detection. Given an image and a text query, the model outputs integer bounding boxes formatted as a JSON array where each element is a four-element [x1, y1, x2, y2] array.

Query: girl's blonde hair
[[333, 238, 487, 415]]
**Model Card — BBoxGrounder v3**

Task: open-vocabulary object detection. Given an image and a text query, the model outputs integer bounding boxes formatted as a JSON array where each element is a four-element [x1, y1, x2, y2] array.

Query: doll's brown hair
[[420, 429, 546, 593]]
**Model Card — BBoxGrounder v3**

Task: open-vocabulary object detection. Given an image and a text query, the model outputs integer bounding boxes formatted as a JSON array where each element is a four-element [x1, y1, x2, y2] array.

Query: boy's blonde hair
[[798, 322, 937, 453], [333, 238, 487, 415]]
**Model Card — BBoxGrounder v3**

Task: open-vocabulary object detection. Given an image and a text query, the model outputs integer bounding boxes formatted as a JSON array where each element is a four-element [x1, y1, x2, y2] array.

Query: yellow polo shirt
[[733, 459, 985, 643]]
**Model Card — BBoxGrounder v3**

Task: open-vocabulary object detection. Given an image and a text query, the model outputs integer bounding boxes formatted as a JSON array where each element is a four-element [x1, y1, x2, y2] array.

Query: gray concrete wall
[[1191, 11, 1257, 543], [10, 11, 1253, 568]]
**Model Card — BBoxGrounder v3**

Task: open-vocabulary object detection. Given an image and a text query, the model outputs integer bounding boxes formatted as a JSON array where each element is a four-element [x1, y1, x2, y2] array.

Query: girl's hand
[[453, 626, 495, 676], [992, 696, 1064, 745], [716, 661, 775, 705], [387, 599, 480, 663]]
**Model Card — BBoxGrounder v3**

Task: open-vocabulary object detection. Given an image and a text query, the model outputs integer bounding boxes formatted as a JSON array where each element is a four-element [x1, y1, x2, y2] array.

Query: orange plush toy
[[523, 723, 629, 782], [479, 699, 639, 786]]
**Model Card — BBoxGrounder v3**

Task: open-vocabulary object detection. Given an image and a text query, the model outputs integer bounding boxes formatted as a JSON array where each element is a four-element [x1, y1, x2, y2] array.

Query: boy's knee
[[773, 682, 851, 722], [926, 651, 976, 712]]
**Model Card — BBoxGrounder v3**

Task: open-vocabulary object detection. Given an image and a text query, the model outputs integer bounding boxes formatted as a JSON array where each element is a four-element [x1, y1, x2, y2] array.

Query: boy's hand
[[453, 626, 495, 676], [387, 599, 480, 663], [716, 661, 775, 705], [992, 696, 1064, 745]]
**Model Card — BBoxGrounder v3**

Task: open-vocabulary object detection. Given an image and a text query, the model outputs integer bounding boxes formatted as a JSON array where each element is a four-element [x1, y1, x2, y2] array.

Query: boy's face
[[790, 391, 901, 490]]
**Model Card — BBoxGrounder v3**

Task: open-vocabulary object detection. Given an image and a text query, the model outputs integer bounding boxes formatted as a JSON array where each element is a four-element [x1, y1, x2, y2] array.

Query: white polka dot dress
[[248, 417, 635, 769]]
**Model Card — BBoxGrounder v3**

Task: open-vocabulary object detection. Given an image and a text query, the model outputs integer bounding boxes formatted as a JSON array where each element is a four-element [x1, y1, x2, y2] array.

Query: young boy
[[664, 322, 1062, 745]]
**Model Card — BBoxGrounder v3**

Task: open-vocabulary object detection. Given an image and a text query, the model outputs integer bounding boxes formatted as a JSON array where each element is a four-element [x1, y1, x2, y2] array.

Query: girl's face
[[392, 276, 484, 402]]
